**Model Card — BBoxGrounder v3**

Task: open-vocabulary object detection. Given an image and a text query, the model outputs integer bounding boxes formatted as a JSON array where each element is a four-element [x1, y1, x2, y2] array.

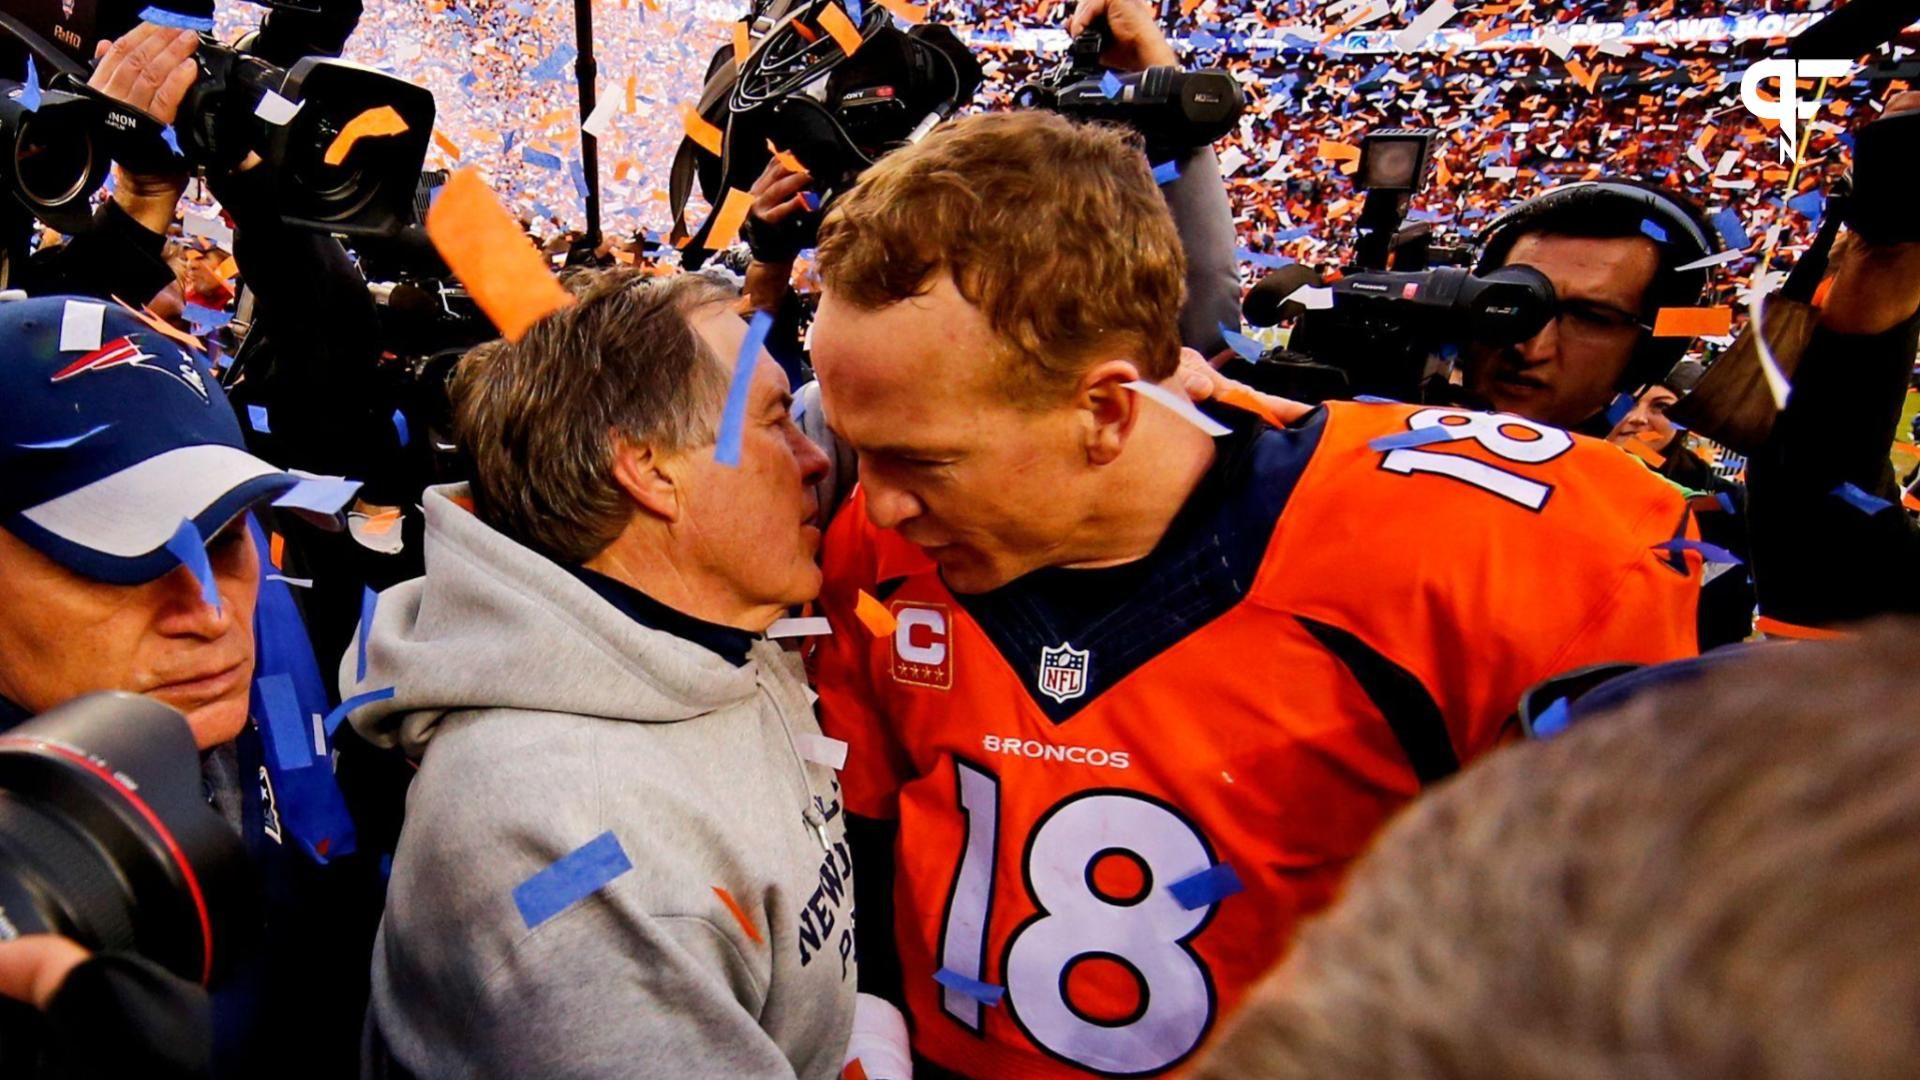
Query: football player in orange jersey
[[804, 106, 1705, 1080]]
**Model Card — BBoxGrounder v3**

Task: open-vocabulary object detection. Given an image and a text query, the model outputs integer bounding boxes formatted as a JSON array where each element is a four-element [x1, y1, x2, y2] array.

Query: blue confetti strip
[[1786, 190, 1824, 223], [1532, 697, 1571, 738], [1100, 70, 1123, 99], [933, 967, 1005, 1005], [1638, 218, 1668, 243], [521, 147, 563, 170], [357, 586, 377, 682], [1709, 208, 1750, 252], [247, 405, 272, 433], [1236, 248, 1288, 270], [847, 0, 863, 22], [1219, 323, 1264, 363], [1151, 160, 1181, 186], [1168, 863, 1245, 911], [161, 125, 182, 155], [513, 831, 634, 930], [1605, 392, 1635, 427], [1652, 538, 1743, 566], [256, 673, 313, 771], [183, 302, 231, 335], [392, 408, 410, 448], [1831, 482, 1893, 516], [19, 57, 40, 112], [1716, 491, 1737, 515], [1353, 394, 1400, 404], [164, 519, 223, 613], [800, 190, 822, 211], [1368, 426, 1461, 452], [19, 423, 111, 450], [322, 686, 395, 738], [528, 44, 578, 82], [138, 5, 217, 30], [715, 311, 773, 467]]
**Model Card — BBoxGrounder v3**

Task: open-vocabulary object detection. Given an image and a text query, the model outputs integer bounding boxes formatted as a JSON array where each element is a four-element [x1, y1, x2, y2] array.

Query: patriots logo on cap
[[51, 335, 209, 403]]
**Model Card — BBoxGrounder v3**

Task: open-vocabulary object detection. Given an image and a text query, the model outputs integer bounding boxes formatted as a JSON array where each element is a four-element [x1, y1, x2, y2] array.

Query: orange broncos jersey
[[815, 400, 1701, 1079]]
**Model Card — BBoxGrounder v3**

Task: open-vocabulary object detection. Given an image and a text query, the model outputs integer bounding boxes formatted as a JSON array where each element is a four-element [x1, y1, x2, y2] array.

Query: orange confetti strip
[[1181, 0, 1204, 15], [854, 590, 898, 636], [1692, 124, 1718, 151], [1474, 21, 1510, 44], [424, 169, 575, 342], [711, 886, 764, 944], [733, 21, 751, 66], [1905, 489, 1920, 513], [1565, 58, 1597, 92], [1754, 615, 1846, 641], [1651, 306, 1732, 338], [112, 296, 205, 353], [269, 532, 285, 569], [361, 508, 402, 535], [817, 3, 864, 56], [701, 187, 755, 250], [625, 74, 636, 114], [1621, 436, 1666, 468], [614, 159, 634, 181], [875, 0, 929, 22], [682, 104, 723, 156], [214, 255, 240, 283], [323, 105, 410, 166], [642, 0, 658, 10], [766, 139, 809, 176], [1317, 139, 1361, 162], [842, 1061, 871, 1080], [431, 129, 462, 161], [792, 20, 819, 42]]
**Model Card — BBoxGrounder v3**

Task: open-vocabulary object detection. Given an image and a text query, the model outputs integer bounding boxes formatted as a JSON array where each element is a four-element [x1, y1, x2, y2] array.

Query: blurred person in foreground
[[344, 271, 869, 1077], [1197, 620, 1920, 1079], [805, 106, 1705, 1078]]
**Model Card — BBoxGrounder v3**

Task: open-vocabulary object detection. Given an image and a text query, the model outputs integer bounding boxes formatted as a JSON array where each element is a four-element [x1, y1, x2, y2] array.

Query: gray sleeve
[[460, 905, 796, 1079], [1162, 145, 1242, 357]]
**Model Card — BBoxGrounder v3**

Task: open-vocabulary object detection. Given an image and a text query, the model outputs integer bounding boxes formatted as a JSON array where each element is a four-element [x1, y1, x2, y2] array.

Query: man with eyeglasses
[[1464, 180, 1720, 434]]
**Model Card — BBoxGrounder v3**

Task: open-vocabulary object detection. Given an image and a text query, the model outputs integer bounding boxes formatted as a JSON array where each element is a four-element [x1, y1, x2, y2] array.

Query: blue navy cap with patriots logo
[[1, 295, 298, 584]]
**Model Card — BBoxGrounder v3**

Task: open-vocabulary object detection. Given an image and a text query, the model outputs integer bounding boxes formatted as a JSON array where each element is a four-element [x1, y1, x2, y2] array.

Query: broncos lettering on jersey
[[815, 400, 1701, 1079]]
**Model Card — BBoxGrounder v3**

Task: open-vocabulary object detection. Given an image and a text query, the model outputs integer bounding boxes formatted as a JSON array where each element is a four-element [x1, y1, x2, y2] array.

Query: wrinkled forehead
[[810, 289, 1003, 452], [1504, 232, 1660, 308]]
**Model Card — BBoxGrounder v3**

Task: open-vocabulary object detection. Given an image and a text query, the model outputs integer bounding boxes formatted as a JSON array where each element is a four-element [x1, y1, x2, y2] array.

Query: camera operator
[[1743, 93, 1920, 630], [1462, 178, 1721, 436], [0, 296, 380, 1076], [0, 935, 211, 1078], [740, 0, 1240, 359], [1, 24, 197, 307]]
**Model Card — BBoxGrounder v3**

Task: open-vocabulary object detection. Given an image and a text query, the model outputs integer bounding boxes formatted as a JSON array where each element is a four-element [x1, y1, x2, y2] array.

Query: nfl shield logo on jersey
[[1038, 642, 1090, 704]]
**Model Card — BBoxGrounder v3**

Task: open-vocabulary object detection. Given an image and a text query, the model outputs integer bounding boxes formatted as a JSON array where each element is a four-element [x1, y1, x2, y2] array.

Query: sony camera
[[1012, 17, 1244, 159], [1, 0, 432, 236]]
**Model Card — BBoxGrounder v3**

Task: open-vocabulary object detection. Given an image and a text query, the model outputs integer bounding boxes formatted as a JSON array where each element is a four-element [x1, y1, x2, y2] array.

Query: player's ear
[[1076, 358, 1144, 467]]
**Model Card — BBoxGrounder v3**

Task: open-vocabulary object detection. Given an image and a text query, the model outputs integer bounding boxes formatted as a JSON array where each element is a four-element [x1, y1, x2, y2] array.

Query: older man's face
[[0, 520, 260, 749], [671, 305, 831, 613]]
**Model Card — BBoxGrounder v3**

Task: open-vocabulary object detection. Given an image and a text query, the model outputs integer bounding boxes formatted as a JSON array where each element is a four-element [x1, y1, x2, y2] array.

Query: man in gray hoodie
[[342, 271, 867, 1077]]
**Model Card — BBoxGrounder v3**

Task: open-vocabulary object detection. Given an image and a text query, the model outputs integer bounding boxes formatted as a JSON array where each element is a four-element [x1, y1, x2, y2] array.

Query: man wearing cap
[[0, 295, 378, 1076]]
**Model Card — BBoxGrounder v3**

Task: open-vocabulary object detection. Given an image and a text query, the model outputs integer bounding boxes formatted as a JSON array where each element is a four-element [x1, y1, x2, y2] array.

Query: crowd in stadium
[[0, 0, 1917, 1076]]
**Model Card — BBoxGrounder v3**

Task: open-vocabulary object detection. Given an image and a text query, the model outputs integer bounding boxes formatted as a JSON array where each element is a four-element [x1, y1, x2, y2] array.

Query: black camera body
[[1013, 21, 1243, 159], [1231, 129, 1558, 405], [1, 0, 432, 237]]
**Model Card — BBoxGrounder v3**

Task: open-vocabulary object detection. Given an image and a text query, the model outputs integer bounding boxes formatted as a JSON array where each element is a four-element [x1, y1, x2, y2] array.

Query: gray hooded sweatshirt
[[345, 484, 856, 1079]]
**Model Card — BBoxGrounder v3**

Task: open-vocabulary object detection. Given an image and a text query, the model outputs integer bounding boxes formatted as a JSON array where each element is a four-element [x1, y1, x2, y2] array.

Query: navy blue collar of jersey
[[565, 564, 756, 668], [947, 402, 1326, 722]]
